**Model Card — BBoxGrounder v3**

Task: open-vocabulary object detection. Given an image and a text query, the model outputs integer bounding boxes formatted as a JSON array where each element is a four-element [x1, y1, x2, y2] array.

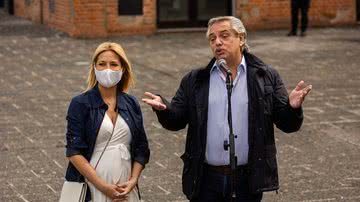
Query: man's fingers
[[142, 97, 166, 110], [302, 85, 312, 96], [142, 98, 155, 105], [297, 84, 312, 104], [158, 104, 166, 110], [294, 80, 305, 91], [142, 91, 167, 110], [144, 92, 157, 99], [142, 98, 157, 107]]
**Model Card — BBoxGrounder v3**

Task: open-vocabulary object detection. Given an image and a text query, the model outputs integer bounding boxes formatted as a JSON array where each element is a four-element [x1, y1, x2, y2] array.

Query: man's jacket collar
[[198, 51, 267, 79]]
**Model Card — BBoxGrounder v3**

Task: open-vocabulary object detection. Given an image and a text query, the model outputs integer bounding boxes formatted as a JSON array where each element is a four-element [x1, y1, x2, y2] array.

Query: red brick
[[14, 0, 356, 38]]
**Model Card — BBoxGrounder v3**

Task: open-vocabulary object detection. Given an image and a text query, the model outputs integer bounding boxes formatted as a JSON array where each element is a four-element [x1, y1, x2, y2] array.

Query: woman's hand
[[68, 155, 128, 201], [100, 183, 128, 201], [115, 177, 138, 198]]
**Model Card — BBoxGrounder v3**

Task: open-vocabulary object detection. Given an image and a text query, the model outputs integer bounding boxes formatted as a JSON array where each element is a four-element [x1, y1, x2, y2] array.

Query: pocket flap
[[264, 86, 274, 95]]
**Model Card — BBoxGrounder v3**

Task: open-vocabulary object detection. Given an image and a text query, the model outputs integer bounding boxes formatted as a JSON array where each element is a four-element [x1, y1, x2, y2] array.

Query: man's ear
[[239, 33, 245, 46]]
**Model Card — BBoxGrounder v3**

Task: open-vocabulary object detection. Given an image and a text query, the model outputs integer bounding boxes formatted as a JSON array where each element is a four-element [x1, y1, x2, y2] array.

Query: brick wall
[[106, 0, 156, 36], [42, 0, 74, 36], [236, 0, 356, 30], [14, 0, 41, 23], [14, 0, 156, 37], [70, 1, 108, 37], [310, 0, 355, 25], [14, 0, 356, 38]]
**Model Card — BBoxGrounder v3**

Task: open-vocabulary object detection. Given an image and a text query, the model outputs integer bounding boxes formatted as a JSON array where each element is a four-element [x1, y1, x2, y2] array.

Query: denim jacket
[[64, 85, 150, 200]]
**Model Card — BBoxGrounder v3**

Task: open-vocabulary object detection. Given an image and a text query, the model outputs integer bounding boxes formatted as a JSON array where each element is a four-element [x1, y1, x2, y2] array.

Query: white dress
[[88, 113, 140, 202]]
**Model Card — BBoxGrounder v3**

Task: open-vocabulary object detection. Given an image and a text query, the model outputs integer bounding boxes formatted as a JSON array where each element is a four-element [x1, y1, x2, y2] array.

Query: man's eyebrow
[[220, 29, 231, 33], [209, 29, 229, 35]]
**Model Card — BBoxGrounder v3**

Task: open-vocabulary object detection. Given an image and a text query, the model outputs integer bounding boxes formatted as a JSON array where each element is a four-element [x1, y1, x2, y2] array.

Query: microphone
[[216, 59, 232, 75]]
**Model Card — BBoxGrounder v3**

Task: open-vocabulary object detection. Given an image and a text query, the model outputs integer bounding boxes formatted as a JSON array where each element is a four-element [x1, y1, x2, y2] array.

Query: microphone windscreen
[[217, 59, 227, 67]]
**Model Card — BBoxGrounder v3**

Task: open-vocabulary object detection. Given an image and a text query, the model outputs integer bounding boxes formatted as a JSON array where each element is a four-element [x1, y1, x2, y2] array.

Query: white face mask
[[94, 67, 123, 88]]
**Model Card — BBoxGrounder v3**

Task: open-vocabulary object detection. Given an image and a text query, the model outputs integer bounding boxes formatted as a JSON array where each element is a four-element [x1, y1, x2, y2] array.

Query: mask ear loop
[[93, 64, 100, 87]]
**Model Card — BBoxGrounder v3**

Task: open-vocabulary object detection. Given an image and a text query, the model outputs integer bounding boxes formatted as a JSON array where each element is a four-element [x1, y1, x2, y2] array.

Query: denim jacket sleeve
[[65, 96, 89, 157], [129, 95, 150, 167]]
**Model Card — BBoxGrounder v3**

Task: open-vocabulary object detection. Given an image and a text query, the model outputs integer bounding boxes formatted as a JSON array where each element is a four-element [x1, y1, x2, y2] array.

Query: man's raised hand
[[289, 80, 312, 109], [142, 92, 167, 110]]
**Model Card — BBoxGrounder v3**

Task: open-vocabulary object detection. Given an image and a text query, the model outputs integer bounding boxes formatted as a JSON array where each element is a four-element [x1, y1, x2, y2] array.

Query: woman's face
[[95, 50, 122, 71]]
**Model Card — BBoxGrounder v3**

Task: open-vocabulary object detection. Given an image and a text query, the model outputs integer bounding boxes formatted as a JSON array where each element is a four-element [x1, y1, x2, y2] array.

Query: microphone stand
[[223, 70, 237, 201]]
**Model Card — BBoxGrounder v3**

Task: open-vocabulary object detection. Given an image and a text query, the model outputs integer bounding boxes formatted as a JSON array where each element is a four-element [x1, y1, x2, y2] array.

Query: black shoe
[[300, 32, 306, 37], [287, 31, 297, 36]]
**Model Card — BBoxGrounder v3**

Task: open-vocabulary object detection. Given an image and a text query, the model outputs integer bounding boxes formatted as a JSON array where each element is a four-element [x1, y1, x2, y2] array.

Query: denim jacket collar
[[87, 84, 128, 111]]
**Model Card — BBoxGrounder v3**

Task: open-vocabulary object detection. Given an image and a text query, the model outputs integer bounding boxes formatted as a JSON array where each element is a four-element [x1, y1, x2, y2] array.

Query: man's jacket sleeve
[[155, 72, 192, 131], [271, 68, 303, 133]]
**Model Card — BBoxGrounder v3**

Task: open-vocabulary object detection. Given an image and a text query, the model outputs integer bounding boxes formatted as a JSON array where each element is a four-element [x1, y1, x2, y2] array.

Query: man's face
[[208, 21, 244, 62]]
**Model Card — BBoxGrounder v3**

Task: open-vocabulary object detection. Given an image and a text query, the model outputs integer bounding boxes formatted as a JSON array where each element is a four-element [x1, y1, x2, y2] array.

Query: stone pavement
[[1, 10, 360, 202]]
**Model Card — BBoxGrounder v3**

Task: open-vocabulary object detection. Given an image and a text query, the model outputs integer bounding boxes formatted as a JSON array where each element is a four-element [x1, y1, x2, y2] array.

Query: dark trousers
[[291, 0, 311, 33], [190, 166, 263, 202]]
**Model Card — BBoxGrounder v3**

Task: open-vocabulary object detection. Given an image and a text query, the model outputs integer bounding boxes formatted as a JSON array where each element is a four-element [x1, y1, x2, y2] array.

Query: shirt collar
[[211, 55, 247, 74]]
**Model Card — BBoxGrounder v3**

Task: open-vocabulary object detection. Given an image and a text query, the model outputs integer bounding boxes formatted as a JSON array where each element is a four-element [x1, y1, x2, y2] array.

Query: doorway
[[4, 0, 14, 15], [157, 0, 232, 28]]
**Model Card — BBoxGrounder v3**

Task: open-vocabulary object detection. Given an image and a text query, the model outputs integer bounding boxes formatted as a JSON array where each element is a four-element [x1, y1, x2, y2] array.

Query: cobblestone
[[1, 10, 360, 202]]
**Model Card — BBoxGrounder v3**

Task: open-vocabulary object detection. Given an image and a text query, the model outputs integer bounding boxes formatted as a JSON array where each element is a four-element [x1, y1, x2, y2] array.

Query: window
[[118, 0, 143, 15]]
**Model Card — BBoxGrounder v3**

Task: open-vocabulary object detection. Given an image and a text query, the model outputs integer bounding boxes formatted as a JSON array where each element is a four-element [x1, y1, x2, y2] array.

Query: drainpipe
[[40, 0, 43, 24], [232, 0, 235, 16]]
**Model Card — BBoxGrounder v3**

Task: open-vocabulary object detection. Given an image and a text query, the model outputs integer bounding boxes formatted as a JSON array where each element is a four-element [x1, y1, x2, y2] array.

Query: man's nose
[[215, 37, 223, 46]]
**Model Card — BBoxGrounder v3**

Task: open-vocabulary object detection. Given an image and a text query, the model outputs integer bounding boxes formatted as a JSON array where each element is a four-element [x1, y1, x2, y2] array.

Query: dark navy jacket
[[64, 85, 150, 201]]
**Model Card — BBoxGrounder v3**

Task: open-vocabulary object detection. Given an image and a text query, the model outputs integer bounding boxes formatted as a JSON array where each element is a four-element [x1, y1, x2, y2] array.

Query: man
[[143, 16, 312, 202], [288, 0, 311, 36]]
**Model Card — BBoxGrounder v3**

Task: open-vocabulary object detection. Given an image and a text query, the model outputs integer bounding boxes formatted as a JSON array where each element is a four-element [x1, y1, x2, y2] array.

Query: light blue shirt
[[205, 56, 249, 166]]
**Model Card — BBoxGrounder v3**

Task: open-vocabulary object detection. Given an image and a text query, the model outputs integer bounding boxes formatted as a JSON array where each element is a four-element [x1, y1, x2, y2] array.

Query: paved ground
[[1, 10, 360, 202]]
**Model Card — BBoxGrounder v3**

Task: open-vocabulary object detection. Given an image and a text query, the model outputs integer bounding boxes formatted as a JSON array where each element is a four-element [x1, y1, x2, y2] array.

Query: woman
[[64, 42, 150, 201]]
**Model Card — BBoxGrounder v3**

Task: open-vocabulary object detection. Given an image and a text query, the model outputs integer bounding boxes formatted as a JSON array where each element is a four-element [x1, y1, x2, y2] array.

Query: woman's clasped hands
[[102, 177, 138, 202]]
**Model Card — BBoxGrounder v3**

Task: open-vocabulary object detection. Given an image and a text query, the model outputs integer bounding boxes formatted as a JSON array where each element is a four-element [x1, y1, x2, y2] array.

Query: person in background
[[143, 16, 312, 202], [288, 0, 311, 36], [64, 42, 150, 202]]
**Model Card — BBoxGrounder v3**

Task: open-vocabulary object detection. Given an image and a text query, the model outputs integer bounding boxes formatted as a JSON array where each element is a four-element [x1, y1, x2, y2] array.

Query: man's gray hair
[[206, 16, 249, 52]]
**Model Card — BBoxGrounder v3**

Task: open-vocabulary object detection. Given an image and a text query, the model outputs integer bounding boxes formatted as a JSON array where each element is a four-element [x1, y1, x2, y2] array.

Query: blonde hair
[[86, 42, 134, 92], [206, 16, 249, 52]]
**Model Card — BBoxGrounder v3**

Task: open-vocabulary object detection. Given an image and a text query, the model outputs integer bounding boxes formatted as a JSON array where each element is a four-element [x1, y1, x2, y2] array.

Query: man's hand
[[142, 92, 167, 110], [289, 80, 312, 109]]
